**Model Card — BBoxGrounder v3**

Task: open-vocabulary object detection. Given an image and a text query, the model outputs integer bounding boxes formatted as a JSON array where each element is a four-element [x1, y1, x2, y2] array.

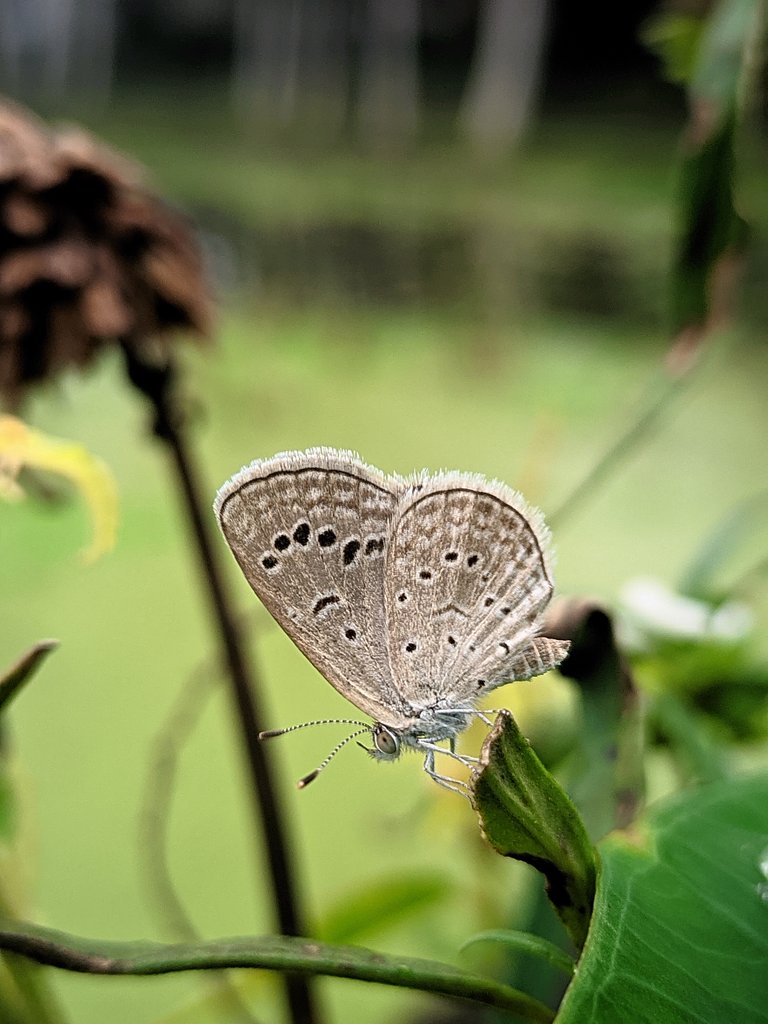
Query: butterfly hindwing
[[384, 473, 566, 707]]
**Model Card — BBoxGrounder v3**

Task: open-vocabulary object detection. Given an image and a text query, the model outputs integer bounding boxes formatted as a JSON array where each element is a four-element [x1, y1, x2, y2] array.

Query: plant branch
[[0, 920, 555, 1023]]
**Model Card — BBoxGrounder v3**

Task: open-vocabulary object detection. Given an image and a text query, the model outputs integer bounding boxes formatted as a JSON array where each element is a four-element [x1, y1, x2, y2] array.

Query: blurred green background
[[2, 2, 767, 1022]]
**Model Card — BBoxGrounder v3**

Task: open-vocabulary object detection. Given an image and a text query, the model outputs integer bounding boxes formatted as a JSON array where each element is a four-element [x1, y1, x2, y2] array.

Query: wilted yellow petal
[[0, 415, 118, 562]]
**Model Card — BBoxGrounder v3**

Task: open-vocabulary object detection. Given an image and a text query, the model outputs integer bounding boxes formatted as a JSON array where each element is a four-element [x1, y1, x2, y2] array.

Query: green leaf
[[556, 773, 768, 1024], [319, 872, 451, 945], [460, 930, 575, 979], [670, 0, 759, 335], [641, 13, 705, 84], [471, 710, 596, 950], [650, 692, 728, 784], [0, 923, 555, 1023], [672, 113, 746, 333], [0, 641, 58, 716], [679, 490, 768, 599], [689, 0, 762, 111]]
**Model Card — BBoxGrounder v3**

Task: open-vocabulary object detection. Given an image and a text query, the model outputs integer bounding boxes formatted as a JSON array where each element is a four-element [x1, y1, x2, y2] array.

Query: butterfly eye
[[373, 725, 399, 756]]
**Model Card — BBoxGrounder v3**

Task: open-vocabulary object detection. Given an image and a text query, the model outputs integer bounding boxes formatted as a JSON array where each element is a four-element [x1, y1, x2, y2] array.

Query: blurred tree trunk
[[356, 0, 420, 149], [71, 0, 117, 104], [458, 0, 550, 156], [0, 0, 116, 105], [0, 1, 23, 93], [41, 0, 76, 97], [232, 0, 350, 136], [231, 0, 303, 126], [297, 0, 350, 138]]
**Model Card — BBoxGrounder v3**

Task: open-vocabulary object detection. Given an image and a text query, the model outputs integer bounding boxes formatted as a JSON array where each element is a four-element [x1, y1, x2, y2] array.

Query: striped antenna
[[258, 718, 370, 740], [297, 727, 372, 789]]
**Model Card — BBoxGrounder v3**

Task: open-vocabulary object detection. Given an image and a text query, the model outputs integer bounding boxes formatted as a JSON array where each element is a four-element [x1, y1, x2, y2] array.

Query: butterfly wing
[[384, 472, 568, 707], [215, 448, 413, 726]]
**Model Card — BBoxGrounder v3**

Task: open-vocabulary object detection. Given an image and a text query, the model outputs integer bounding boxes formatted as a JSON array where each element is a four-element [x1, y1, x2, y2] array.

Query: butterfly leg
[[421, 739, 478, 767], [446, 735, 480, 765], [421, 747, 471, 796], [434, 707, 496, 729], [420, 743, 478, 796]]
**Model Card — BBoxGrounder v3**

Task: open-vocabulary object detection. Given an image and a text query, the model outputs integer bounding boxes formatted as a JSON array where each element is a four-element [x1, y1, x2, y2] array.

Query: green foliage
[[0, 922, 555, 1022], [680, 490, 768, 600], [471, 711, 597, 952], [460, 930, 575, 979], [557, 774, 768, 1024], [0, 642, 59, 718], [673, 115, 748, 332], [642, 13, 705, 84], [1, 0, 765, 1018], [319, 872, 451, 945], [668, 0, 759, 333], [0, 643, 63, 1024], [0, 640, 59, 843], [557, 606, 644, 838]]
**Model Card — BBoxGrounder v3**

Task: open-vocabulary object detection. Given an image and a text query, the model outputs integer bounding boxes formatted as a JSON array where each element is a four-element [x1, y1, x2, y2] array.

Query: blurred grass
[[2, 89, 767, 1024], [81, 89, 677, 236]]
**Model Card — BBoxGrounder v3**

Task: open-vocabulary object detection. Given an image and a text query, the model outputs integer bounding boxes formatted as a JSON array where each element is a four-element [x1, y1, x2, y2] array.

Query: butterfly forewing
[[215, 448, 413, 725], [385, 474, 563, 706]]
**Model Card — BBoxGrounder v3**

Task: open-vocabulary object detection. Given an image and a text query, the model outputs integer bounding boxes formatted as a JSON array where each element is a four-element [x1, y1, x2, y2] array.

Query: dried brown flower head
[[0, 100, 212, 403]]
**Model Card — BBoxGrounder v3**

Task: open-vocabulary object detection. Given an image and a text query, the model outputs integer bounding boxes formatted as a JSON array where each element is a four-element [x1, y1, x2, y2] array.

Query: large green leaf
[[557, 773, 768, 1023]]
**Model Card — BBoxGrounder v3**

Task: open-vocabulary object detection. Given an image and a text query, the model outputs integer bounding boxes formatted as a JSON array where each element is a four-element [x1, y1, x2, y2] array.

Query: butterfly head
[[358, 722, 402, 761]]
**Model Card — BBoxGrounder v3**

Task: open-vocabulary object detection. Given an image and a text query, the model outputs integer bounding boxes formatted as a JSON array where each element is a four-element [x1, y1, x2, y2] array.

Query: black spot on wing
[[343, 539, 361, 565], [313, 594, 341, 616], [293, 523, 310, 545]]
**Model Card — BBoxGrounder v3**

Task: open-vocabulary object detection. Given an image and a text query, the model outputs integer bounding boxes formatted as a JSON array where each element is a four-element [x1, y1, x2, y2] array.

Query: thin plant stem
[[161, 421, 319, 1024], [0, 921, 555, 1023], [549, 370, 686, 531], [0, 888, 64, 1024], [141, 657, 217, 942], [140, 657, 260, 1024], [123, 347, 319, 1024]]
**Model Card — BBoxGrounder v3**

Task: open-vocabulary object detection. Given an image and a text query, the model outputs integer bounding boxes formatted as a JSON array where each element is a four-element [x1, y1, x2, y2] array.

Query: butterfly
[[215, 448, 569, 791]]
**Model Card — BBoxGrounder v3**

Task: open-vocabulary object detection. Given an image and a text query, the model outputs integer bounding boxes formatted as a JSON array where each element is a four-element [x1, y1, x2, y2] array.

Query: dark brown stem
[[123, 346, 319, 1024]]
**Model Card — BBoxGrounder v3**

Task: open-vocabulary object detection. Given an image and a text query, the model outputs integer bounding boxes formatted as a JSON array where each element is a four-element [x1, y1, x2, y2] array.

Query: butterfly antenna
[[297, 727, 372, 789], [258, 718, 369, 740]]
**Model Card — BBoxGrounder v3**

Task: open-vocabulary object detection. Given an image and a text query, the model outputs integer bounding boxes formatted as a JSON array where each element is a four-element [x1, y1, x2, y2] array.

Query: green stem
[[0, 891, 64, 1024], [0, 921, 555, 1024], [550, 372, 686, 530], [460, 930, 575, 978]]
